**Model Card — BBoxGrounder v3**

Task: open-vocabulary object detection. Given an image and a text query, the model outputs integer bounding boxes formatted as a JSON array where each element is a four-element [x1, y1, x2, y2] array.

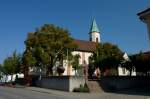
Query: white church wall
[[72, 51, 83, 64], [63, 51, 92, 76], [91, 32, 100, 42], [72, 51, 92, 65]]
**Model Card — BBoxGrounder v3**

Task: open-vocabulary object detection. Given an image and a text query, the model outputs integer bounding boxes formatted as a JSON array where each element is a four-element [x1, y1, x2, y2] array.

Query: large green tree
[[22, 50, 37, 78], [23, 24, 76, 76], [91, 43, 123, 76]]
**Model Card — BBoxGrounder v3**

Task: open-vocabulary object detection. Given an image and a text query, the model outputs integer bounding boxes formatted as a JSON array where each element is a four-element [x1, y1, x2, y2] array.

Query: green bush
[[73, 83, 89, 92]]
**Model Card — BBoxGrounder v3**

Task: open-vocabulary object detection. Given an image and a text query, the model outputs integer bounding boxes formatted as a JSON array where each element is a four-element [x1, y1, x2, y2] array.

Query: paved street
[[0, 86, 70, 99], [0, 86, 150, 99]]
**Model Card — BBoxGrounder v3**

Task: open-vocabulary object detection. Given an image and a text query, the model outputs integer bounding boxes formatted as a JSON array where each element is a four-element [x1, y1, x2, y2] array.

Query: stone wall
[[37, 76, 85, 92], [69, 76, 85, 91], [100, 76, 150, 91]]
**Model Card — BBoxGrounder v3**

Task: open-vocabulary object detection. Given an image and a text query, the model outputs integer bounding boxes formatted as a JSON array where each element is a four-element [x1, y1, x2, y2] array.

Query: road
[[0, 86, 150, 99], [0, 86, 69, 99]]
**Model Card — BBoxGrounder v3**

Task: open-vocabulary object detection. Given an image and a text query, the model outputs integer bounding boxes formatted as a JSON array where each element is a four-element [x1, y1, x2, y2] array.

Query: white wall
[[91, 32, 100, 42], [72, 51, 92, 65], [0, 74, 24, 82], [37, 76, 85, 92], [63, 51, 92, 75], [118, 66, 136, 76]]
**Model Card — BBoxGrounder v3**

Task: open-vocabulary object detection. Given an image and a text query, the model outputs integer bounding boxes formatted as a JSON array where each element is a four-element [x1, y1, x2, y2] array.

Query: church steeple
[[90, 18, 100, 33], [89, 18, 100, 43]]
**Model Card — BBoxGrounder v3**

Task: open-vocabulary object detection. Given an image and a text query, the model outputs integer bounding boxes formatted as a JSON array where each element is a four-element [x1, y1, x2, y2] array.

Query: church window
[[96, 37, 98, 42]]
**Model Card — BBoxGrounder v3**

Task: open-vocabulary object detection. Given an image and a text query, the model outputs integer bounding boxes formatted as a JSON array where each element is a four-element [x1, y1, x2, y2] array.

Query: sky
[[0, 0, 150, 64]]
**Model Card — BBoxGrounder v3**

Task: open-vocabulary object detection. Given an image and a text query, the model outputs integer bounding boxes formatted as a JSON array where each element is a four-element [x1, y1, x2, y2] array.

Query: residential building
[[138, 7, 150, 39]]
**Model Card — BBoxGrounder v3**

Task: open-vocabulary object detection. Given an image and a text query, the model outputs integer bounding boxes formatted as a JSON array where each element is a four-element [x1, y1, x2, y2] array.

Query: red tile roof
[[142, 51, 150, 58], [73, 39, 97, 52], [133, 51, 150, 59]]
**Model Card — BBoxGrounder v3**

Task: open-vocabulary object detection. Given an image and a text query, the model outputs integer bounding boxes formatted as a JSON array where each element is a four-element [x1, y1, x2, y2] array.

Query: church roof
[[90, 18, 100, 33], [73, 39, 97, 52]]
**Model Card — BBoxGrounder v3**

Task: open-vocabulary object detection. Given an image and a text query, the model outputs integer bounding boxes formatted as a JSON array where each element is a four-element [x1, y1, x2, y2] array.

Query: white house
[[137, 8, 150, 40], [118, 53, 136, 76]]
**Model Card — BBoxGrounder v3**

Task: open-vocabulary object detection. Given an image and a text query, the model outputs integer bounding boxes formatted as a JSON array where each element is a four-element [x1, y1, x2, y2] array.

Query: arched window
[[96, 37, 98, 42]]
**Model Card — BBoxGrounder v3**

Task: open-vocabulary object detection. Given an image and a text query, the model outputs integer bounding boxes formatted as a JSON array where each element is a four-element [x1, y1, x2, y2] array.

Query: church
[[63, 18, 100, 75], [62, 18, 136, 76]]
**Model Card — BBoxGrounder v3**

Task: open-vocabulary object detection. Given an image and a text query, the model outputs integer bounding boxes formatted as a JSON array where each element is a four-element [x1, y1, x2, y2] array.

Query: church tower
[[89, 18, 100, 43]]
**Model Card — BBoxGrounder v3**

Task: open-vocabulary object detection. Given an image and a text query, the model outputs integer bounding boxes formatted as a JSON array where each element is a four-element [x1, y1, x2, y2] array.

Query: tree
[[2, 51, 21, 82], [23, 24, 76, 76], [121, 60, 134, 76], [12, 51, 22, 74], [22, 50, 37, 78], [91, 43, 123, 76], [71, 54, 81, 75], [0, 64, 4, 80], [130, 52, 150, 76], [88, 56, 96, 78]]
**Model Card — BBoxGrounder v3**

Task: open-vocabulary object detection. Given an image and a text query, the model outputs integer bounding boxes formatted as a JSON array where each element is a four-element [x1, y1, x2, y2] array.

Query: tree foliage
[[130, 52, 150, 76], [91, 42, 123, 76], [3, 51, 21, 75], [0, 64, 4, 79], [23, 24, 76, 76], [121, 60, 134, 76], [71, 54, 81, 75], [2, 51, 21, 81]]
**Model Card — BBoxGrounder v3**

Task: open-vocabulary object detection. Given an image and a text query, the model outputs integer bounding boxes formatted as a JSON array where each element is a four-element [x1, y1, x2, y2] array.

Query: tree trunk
[[23, 64, 29, 79], [23, 64, 30, 85], [46, 65, 53, 76], [129, 69, 132, 76], [46, 56, 54, 76], [11, 75, 13, 82], [75, 69, 77, 76], [5, 75, 8, 83]]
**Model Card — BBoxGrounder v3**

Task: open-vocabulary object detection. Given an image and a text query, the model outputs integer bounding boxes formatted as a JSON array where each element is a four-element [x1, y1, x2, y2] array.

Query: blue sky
[[0, 0, 150, 63]]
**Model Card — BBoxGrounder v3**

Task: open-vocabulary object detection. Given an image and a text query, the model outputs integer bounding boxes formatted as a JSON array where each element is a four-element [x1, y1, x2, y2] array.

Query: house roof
[[141, 51, 150, 58], [137, 8, 150, 16], [137, 8, 150, 20], [132, 51, 150, 59], [73, 39, 97, 52]]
